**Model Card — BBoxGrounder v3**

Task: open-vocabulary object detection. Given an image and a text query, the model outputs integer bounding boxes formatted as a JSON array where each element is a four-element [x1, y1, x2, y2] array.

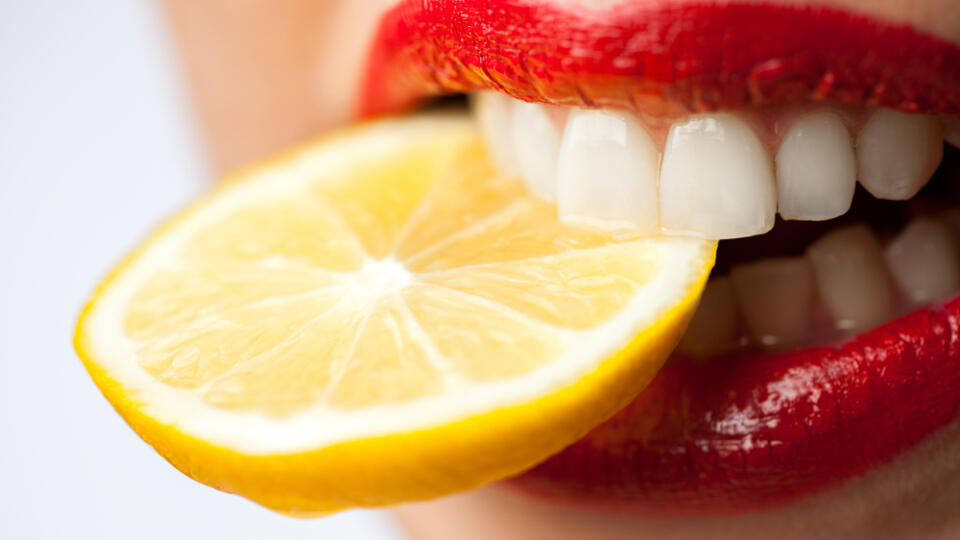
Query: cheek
[[165, 0, 403, 173], [313, 0, 404, 126]]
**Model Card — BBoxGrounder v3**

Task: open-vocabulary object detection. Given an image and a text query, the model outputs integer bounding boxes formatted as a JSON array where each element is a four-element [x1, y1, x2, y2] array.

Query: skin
[[163, 0, 397, 173], [161, 0, 960, 537]]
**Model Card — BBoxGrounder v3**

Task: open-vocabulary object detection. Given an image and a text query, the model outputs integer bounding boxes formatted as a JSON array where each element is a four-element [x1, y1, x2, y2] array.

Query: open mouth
[[362, 0, 960, 515]]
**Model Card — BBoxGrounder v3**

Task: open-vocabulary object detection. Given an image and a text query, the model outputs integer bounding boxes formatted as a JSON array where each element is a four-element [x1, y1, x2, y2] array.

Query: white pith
[[79, 115, 713, 455], [473, 92, 960, 357]]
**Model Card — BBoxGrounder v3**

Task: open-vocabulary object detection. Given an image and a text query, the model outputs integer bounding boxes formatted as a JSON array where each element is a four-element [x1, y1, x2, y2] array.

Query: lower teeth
[[679, 210, 960, 359]]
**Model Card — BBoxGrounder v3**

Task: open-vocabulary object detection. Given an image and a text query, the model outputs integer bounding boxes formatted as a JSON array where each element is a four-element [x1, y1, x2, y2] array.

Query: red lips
[[362, 0, 960, 514], [360, 0, 960, 118], [512, 294, 960, 513]]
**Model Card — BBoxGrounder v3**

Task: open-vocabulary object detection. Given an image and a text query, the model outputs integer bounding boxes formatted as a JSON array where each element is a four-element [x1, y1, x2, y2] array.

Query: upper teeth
[[510, 101, 562, 202], [474, 91, 521, 178], [473, 92, 950, 240], [775, 111, 857, 221], [556, 108, 661, 233], [856, 109, 943, 200], [659, 114, 776, 239]]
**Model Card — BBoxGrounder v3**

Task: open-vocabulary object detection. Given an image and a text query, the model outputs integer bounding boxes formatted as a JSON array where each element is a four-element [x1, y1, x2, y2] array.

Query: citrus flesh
[[75, 114, 716, 515]]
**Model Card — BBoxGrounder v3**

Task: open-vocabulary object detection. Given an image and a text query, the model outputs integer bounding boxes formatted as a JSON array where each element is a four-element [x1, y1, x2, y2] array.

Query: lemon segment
[[75, 114, 715, 515]]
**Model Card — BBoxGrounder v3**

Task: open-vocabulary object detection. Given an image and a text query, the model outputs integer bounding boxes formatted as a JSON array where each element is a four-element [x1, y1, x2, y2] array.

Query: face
[[166, 0, 960, 537]]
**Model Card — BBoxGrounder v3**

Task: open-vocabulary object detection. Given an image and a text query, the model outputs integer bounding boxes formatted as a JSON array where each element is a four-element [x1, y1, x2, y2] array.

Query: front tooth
[[884, 217, 960, 305], [730, 257, 814, 349], [775, 111, 856, 221], [472, 92, 521, 176], [556, 109, 660, 232], [677, 276, 741, 358], [659, 114, 776, 239], [511, 101, 562, 201], [806, 225, 896, 334], [856, 109, 943, 200]]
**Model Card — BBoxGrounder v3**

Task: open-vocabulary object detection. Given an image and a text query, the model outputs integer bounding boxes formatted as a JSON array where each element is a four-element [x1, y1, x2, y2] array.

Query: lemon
[[75, 113, 715, 516]]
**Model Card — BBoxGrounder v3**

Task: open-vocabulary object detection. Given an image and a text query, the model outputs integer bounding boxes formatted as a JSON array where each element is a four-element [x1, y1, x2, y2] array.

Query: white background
[[0, 2, 404, 538]]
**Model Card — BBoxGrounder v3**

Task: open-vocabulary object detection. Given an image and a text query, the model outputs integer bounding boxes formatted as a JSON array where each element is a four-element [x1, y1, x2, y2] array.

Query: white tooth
[[472, 92, 521, 176], [856, 109, 943, 200], [945, 116, 960, 148], [730, 257, 814, 349], [775, 111, 856, 221], [806, 225, 896, 333], [659, 114, 777, 239], [884, 217, 960, 305], [677, 276, 740, 358], [511, 101, 562, 201], [555, 108, 660, 233]]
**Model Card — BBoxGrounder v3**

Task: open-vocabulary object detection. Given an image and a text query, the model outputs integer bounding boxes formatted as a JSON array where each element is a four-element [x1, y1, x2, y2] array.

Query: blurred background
[[0, 2, 402, 538]]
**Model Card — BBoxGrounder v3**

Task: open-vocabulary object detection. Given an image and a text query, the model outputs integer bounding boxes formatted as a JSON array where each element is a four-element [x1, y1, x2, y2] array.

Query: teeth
[[474, 93, 951, 245], [806, 225, 896, 333], [511, 101, 562, 201], [677, 276, 741, 358], [659, 114, 776, 239], [938, 208, 960, 244], [556, 108, 660, 232], [945, 117, 960, 148], [884, 217, 960, 306], [472, 92, 521, 176], [775, 111, 856, 221], [856, 109, 944, 200], [730, 257, 814, 349], [677, 216, 960, 356]]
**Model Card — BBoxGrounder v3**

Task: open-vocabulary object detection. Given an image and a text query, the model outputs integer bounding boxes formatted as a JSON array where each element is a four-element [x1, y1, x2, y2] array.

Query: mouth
[[362, 0, 960, 515]]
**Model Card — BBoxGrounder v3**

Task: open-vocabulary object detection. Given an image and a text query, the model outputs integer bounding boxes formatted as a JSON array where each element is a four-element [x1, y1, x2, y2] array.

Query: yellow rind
[[73, 114, 716, 515]]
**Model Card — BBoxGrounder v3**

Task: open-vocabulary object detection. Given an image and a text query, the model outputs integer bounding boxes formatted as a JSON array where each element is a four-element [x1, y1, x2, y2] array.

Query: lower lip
[[508, 294, 960, 514], [360, 0, 960, 118]]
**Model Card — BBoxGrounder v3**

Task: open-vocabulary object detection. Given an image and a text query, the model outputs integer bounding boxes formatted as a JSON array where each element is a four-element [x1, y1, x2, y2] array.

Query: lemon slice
[[75, 114, 715, 516]]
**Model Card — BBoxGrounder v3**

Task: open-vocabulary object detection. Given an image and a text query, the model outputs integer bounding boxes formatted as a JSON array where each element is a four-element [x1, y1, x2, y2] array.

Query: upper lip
[[360, 0, 960, 118], [363, 0, 960, 514]]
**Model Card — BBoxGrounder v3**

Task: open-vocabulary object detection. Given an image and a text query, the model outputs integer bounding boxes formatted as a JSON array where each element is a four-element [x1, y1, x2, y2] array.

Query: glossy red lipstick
[[360, 0, 960, 118]]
